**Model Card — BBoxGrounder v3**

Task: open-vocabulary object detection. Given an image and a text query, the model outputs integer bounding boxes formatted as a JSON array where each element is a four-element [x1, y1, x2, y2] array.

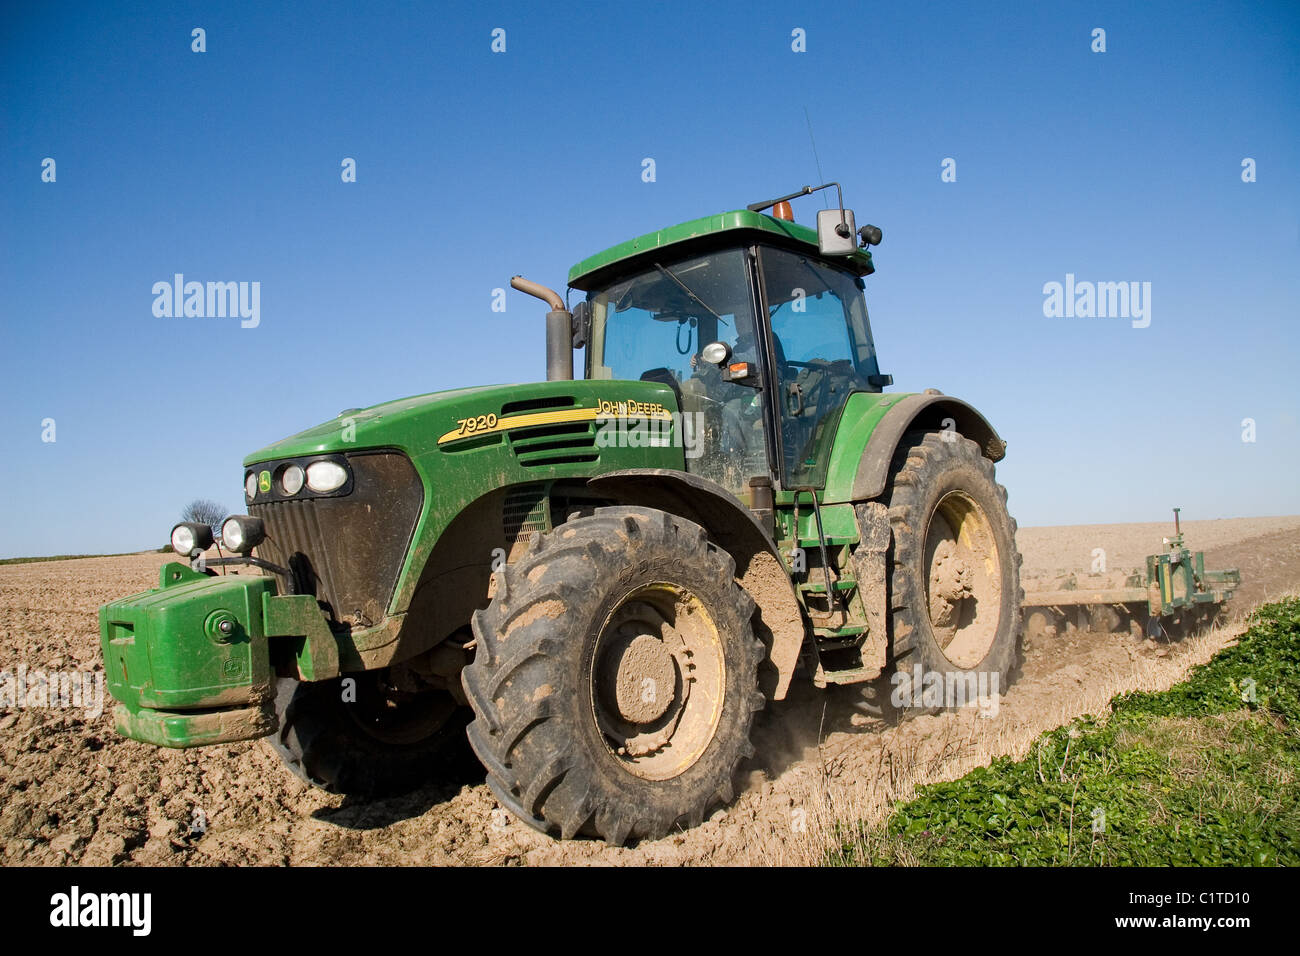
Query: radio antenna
[[804, 107, 830, 209]]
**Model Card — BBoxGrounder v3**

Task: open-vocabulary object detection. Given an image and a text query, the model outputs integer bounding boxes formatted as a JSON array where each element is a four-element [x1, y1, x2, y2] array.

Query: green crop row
[[829, 597, 1300, 866]]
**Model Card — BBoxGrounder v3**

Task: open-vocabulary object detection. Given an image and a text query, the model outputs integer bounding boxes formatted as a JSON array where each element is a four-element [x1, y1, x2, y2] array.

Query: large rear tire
[[864, 430, 1023, 717], [462, 506, 765, 845]]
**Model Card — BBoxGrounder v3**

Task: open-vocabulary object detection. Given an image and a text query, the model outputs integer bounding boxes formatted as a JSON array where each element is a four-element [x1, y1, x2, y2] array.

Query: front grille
[[436, 394, 601, 466], [503, 395, 598, 467], [509, 421, 599, 467], [250, 451, 423, 627], [502, 483, 549, 557]]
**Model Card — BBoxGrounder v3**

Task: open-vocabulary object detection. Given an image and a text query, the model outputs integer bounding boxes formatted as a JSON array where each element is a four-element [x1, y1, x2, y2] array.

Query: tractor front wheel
[[462, 506, 765, 845], [266, 668, 469, 796]]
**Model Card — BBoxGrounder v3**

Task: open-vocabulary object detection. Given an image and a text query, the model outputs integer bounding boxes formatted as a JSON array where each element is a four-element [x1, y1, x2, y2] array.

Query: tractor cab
[[567, 188, 888, 501]]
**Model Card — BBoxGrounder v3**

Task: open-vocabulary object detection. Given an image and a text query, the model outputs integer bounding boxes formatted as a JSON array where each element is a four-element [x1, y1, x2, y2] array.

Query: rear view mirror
[[571, 300, 591, 348], [817, 208, 858, 256]]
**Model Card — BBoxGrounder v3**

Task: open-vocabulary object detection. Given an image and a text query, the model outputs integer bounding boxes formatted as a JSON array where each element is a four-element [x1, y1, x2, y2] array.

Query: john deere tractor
[[99, 183, 1022, 844]]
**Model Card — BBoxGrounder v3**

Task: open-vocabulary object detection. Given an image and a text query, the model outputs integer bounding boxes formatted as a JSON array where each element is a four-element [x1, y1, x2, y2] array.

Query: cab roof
[[566, 209, 875, 292]]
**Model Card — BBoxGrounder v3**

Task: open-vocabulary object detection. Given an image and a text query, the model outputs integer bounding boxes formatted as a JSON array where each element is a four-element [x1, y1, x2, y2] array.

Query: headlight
[[279, 464, 305, 495], [306, 460, 349, 493], [220, 515, 265, 553], [171, 522, 214, 556], [701, 340, 731, 366], [245, 472, 258, 501]]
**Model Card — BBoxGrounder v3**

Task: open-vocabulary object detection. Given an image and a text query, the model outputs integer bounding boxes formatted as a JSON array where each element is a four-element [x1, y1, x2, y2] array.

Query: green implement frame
[[1022, 509, 1240, 639]]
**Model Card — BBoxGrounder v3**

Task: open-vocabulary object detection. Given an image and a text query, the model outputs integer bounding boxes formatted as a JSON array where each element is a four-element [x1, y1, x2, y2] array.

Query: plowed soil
[[3, 515, 1298, 866]]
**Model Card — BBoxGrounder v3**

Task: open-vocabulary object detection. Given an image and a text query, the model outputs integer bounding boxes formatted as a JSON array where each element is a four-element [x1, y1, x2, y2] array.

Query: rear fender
[[824, 392, 1006, 504]]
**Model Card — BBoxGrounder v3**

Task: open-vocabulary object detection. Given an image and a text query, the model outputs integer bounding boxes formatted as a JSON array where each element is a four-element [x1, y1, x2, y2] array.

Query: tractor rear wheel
[[462, 506, 765, 845], [866, 430, 1023, 717]]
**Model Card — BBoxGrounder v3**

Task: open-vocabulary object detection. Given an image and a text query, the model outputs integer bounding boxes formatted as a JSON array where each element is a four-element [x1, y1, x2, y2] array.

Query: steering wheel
[[782, 359, 833, 418], [780, 359, 860, 469]]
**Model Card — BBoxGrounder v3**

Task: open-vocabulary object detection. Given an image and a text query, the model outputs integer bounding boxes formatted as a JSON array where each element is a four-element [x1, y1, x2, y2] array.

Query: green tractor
[[99, 184, 1023, 844]]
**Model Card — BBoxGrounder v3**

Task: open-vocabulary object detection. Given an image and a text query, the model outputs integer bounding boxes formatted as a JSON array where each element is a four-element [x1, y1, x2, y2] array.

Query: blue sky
[[2, 0, 1297, 557]]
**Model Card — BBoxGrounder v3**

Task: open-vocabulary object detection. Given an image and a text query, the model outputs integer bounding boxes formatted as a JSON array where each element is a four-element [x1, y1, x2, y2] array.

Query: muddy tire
[[462, 506, 765, 845], [866, 430, 1023, 717], [267, 670, 469, 796]]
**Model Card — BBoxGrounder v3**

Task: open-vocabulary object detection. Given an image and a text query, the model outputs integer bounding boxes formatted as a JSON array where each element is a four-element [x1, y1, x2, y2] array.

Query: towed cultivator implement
[[1023, 509, 1240, 642]]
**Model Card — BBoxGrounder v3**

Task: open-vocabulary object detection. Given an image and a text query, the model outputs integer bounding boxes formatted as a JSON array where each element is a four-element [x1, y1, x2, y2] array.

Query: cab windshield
[[584, 248, 766, 497], [582, 243, 884, 495]]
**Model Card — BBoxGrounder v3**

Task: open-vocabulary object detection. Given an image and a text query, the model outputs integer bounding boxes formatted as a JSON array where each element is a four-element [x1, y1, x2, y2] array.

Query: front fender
[[587, 470, 806, 700]]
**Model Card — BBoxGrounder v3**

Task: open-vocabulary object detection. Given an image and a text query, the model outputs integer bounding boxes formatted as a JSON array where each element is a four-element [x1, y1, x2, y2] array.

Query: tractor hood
[[244, 383, 515, 465], [238, 377, 683, 632], [243, 379, 680, 466]]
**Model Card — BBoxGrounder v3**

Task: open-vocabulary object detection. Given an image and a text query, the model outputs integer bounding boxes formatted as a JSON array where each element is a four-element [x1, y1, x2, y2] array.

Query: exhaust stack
[[510, 276, 573, 382]]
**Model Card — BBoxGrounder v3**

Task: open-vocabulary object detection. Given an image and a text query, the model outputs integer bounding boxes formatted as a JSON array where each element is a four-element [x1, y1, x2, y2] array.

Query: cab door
[[756, 245, 885, 490]]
